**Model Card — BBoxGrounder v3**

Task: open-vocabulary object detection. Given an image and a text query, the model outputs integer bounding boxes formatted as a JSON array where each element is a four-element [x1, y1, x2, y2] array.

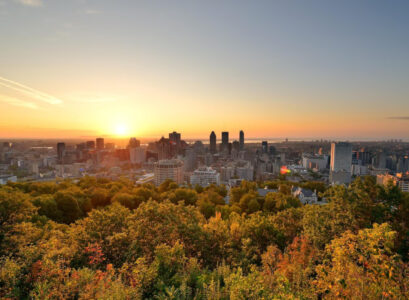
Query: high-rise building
[[330, 142, 352, 184], [57, 142, 65, 163], [221, 131, 229, 152], [129, 137, 141, 148], [154, 159, 184, 186], [169, 131, 181, 146], [222, 132, 229, 145], [86, 141, 95, 149], [239, 130, 244, 150], [262, 141, 268, 154], [96, 138, 104, 150], [184, 148, 197, 172], [210, 131, 216, 154]]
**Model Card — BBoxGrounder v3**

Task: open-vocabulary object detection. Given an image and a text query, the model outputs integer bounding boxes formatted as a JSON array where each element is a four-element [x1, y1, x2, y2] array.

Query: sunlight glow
[[114, 123, 129, 137]]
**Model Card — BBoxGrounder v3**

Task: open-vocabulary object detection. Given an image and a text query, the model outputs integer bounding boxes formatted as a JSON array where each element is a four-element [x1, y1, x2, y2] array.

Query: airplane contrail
[[0, 95, 39, 110], [0, 76, 63, 105]]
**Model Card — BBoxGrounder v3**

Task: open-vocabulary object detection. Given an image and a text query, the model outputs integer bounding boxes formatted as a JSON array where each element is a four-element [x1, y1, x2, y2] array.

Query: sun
[[114, 123, 129, 137]]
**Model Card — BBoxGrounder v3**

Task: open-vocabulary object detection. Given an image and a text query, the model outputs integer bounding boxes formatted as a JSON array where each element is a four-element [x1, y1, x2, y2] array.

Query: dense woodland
[[0, 176, 408, 299]]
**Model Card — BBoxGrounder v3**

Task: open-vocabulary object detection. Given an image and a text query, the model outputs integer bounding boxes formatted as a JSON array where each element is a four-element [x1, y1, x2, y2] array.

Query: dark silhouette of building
[[221, 131, 229, 152], [96, 138, 104, 150], [262, 141, 268, 154], [129, 137, 141, 148], [86, 140, 95, 149], [239, 130, 244, 150], [57, 142, 65, 163], [146, 151, 159, 161], [169, 131, 181, 146], [210, 131, 216, 154]]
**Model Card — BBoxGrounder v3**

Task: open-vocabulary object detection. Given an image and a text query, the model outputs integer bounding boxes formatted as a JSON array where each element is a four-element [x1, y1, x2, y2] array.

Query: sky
[[0, 0, 409, 140]]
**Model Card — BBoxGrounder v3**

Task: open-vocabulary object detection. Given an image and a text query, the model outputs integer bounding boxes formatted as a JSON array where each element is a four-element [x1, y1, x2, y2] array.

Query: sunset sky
[[1, 0, 409, 140]]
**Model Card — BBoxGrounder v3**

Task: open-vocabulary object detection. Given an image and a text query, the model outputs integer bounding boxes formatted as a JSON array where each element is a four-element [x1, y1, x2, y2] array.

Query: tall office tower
[[154, 159, 184, 186], [169, 131, 181, 146], [262, 141, 268, 154], [221, 131, 229, 152], [330, 142, 352, 184], [96, 138, 105, 150], [57, 142, 66, 164], [129, 137, 141, 148], [239, 130, 244, 150], [86, 140, 95, 149], [210, 131, 217, 154], [221, 132, 229, 145], [184, 148, 197, 172]]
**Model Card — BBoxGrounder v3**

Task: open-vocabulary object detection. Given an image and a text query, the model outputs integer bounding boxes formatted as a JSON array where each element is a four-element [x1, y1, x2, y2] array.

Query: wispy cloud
[[0, 95, 39, 109], [83, 9, 102, 15], [387, 116, 409, 120], [14, 0, 42, 7], [0, 76, 62, 105]]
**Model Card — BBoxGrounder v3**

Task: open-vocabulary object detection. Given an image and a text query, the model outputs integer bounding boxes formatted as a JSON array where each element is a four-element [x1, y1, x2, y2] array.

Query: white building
[[399, 177, 409, 193], [154, 159, 184, 186], [0, 174, 17, 185], [292, 187, 318, 204], [330, 142, 352, 184], [190, 167, 220, 187], [135, 173, 154, 185]]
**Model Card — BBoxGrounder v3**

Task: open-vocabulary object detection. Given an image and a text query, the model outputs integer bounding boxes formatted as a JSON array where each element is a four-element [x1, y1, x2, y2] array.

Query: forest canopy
[[0, 176, 408, 299]]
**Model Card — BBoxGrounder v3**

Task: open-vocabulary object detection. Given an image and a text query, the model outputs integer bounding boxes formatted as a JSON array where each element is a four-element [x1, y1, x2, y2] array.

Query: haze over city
[[1, 0, 409, 140]]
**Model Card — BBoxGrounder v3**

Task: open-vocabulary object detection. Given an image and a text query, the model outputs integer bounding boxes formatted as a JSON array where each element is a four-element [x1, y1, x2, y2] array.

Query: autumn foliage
[[0, 176, 408, 299]]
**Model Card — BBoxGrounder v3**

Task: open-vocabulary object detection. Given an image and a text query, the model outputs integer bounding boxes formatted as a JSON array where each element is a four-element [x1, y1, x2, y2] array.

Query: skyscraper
[[169, 131, 181, 146], [330, 142, 352, 184], [222, 132, 229, 145], [57, 142, 65, 164], [221, 131, 229, 152], [239, 130, 244, 150], [262, 141, 268, 154], [96, 138, 104, 150], [210, 131, 216, 154], [129, 137, 141, 148]]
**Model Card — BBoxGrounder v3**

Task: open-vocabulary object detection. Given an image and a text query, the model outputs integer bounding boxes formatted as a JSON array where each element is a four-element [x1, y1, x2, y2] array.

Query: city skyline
[[1, 0, 409, 139]]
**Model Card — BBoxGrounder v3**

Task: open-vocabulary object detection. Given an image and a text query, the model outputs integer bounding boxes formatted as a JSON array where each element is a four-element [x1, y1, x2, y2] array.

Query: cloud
[[83, 9, 101, 15], [0, 76, 62, 105], [14, 0, 42, 7], [387, 116, 409, 120], [0, 95, 39, 109]]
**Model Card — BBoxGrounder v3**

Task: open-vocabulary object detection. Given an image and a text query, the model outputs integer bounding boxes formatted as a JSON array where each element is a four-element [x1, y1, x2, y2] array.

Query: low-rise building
[[292, 187, 318, 204], [190, 167, 220, 187], [0, 174, 17, 185]]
